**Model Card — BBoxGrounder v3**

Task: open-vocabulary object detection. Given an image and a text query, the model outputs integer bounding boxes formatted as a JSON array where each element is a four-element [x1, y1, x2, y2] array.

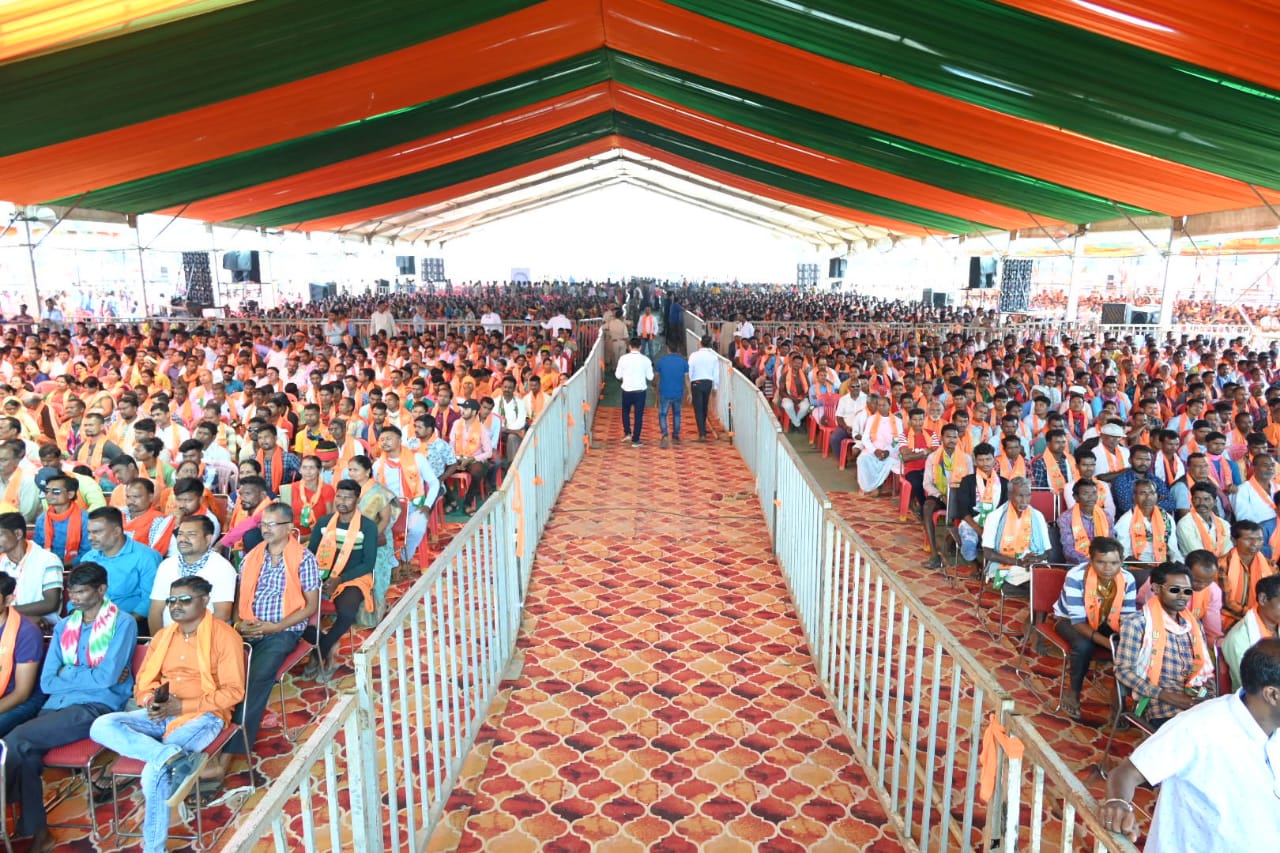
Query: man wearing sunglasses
[[90, 576, 245, 853], [1114, 561, 1216, 731]]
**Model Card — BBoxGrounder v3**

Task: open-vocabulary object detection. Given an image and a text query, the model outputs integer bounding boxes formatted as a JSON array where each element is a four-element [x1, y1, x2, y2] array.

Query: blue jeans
[[658, 397, 682, 438], [640, 337, 657, 360], [90, 710, 224, 853], [0, 689, 45, 738]]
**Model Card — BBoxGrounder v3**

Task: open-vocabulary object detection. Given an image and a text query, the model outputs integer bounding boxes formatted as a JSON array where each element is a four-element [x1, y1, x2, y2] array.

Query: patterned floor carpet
[[439, 407, 906, 852]]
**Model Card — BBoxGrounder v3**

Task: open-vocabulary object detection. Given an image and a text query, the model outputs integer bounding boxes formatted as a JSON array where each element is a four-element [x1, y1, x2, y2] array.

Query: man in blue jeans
[[653, 343, 690, 448], [90, 576, 245, 853], [615, 338, 654, 448]]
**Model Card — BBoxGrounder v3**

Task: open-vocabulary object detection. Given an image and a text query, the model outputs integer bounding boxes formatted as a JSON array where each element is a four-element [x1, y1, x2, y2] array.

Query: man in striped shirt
[[1052, 536, 1138, 719]]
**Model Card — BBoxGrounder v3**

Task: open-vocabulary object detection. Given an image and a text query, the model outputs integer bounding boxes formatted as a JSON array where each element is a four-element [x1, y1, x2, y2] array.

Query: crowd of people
[[0, 288, 618, 852], [715, 290, 1280, 849]]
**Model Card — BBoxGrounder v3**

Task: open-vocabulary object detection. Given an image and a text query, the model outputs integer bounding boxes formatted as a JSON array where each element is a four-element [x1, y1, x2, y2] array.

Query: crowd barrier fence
[[700, 340, 1140, 853], [225, 325, 604, 852]]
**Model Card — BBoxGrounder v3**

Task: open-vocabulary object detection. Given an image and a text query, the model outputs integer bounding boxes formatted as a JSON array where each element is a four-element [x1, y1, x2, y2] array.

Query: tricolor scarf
[[59, 598, 121, 668]]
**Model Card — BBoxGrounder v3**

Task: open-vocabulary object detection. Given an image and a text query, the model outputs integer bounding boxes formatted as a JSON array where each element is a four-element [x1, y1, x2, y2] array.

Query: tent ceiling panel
[[0, 0, 1278, 241]]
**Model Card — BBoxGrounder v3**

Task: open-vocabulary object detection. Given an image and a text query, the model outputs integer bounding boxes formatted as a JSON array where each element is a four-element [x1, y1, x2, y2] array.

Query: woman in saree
[[347, 454, 400, 624]]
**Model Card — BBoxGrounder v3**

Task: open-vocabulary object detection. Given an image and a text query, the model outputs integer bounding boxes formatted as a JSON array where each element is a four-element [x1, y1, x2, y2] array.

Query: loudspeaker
[[421, 257, 445, 281], [1100, 302, 1131, 325], [309, 283, 335, 303], [222, 250, 260, 283], [998, 258, 1034, 313], [922, 288, 933, 306], [396, 256, 416, 276], [828, 257, 847, 278], [933, 292, 948, 308], [1131, 309, 1154, 325], [796, 263, 819, 287], [968, 256, 981, 289]]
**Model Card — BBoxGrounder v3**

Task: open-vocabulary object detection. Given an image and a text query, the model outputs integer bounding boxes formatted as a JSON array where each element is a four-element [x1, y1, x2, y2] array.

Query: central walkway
[[442, 406, 904, 852]]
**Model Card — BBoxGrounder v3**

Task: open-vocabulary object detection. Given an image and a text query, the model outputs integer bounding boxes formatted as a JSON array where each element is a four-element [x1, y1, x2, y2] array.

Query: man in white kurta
[[856, 398, 900, 494]]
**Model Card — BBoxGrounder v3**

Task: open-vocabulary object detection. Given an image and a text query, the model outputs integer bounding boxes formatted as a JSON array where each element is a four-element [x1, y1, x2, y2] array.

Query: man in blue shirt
[[33, 474, 90, 566], [82, 506, 162, 629], [3, 562, 136, 851], [653, 345, 690, 449]]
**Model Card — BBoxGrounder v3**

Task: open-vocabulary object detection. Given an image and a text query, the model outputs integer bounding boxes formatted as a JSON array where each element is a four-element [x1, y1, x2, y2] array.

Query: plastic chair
[[1029, 488, 1059, 523], [271, 608, 322, 742], [1015, 565, 1070, 703], [1099, 634, 1155, 774], [838, 438, 858, 470]]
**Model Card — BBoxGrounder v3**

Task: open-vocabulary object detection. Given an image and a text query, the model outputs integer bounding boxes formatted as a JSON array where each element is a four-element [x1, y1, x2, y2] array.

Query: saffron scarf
[[1083, 570, 1124, 632], [1220, 549, 1275, 612], [1, 468, 24, 509], [44, 506, 83, 563], [315, 511, 361, 581], [137, 614, 218, 737], [997, 505, 1034, 557], [1136, 597, 1213, 692], [975, 470, 999, 507], [1129, 506, 1168, 562], [998, 455, 1026, 480], [257, 446, 285, 493], [377, 454, 421, 503], [238, 538, 307, 623], [76, 439, 105, 470], [1189, 511, 1226, 555], [59, 597, 121, 668], [1070, 505, 1108, 554], [1039, 452, 1077, 493]]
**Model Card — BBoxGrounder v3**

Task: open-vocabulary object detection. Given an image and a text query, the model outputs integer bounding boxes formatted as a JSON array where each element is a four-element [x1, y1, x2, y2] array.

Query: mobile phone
[[152, 682, 170, 705]]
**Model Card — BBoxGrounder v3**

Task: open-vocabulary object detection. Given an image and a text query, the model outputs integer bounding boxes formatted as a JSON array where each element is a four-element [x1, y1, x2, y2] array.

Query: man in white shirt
[[542, 313, 573, 335], [615, 338, 654, 447], [733, 314, 755, 340], [369, 302, 396, 338], [480, 307, 503, 334], [146, 515, 236, 633], [1099, 638, 1280, 852], [687, 334, 720, 442], [0, 511, 63, 620], [494, 376, 528, 460]]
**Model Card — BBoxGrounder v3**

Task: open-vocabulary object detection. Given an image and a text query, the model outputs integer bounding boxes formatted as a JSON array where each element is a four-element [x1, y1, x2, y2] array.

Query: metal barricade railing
[[228, 326, 605, 853], [217, 695, 374, 853], [702, 340, 1139, 853]]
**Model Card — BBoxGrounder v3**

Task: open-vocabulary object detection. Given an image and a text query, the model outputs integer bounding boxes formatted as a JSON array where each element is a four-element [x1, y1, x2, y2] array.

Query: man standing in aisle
[[653, 341, 690, 448], [616, 338, 653, 448], [687, 334, 719, 442], [603, 309, 629, 372], [369, 301, 396, 340]]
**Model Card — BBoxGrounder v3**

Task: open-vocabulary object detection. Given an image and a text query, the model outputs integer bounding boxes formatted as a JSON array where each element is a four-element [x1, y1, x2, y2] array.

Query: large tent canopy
[[3, 0, 1279, 245]]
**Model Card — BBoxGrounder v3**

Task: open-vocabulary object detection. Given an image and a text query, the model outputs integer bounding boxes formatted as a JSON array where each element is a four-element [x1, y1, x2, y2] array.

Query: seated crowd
[[0, 293, 609, 851], [727, 294, 1278, 725]]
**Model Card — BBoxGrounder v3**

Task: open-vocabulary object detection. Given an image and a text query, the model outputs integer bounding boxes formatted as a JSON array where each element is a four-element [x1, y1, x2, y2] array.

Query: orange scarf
[[1069, 504, 1108, 554], [238, 538, 307, 622], [137, 615, 219, 737], [124, 508, 175, 555], [998, 505, 1033, 557], [76, 439, 105, 470], [975, 470, 999, 506], [1083, 570, 1124, 632], [998, 455, 1026, 480], [455, 418, 483, 458], [257, 446, 284, 493], [1039, 453, 1078, 493], [1139, 597, 1212, 692], [1220, 549, 1275, 613], [314, 511, 361, 581], [0, 609, 23, 698], [44, 505, 83, 563], [1189, 511, 1226, 555], [377, 453, 421, 503], [1246, 477, 1276, 512], [2, 469, 24, 509], [1100, 444, 1125, 473], [1129, 506, 1168, 562]]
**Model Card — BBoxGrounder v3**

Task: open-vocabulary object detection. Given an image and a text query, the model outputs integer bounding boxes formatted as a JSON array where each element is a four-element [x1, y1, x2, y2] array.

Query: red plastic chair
[[271, 609, 322, 742], [1029, 488, 1059, 523], [838, 438, 858, 470], [1015, 565, 1070, 702]]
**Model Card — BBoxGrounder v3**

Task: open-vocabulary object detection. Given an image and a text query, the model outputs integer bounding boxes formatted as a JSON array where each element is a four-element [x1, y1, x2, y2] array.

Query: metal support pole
[[1065, 232, 1083, 324], [132, 216, 151, 317], [1157, 220, 1178, 329], [23, 219, 41, 309]]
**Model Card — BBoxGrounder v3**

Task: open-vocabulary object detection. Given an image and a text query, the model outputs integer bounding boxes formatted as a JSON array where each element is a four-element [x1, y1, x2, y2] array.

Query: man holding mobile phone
[[90, 576, 245, 853]]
